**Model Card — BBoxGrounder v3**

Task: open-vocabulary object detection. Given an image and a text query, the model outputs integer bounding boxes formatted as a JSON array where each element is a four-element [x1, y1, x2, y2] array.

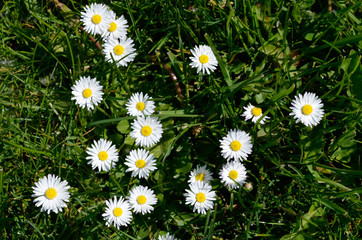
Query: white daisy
[[130, 116, 163, 148], [86, 138, 119, 172], [158, 233, 178, 240], [242, 103, 270, 124], [220, 129, 252, 161], [184, 181, 216, 214], [290, 92, 324, 127], [128, 185, 158, 215], [102, 196, 133, 229], [189, 45, 218, 74], [102, 10, 128, 40], [103, 37, 137, 67], [188, 165, 213, 184], [219, 161, 247, 189], [32, 174, 70, 214], [71, 76, 104, 111], [125, 148, 157, 179], [126, 92, 155, 117], [80, 3, 112, 35]]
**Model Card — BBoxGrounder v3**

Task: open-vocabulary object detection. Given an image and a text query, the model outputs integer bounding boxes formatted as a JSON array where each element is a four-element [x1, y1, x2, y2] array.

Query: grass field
[[0, 0, 361, 239]]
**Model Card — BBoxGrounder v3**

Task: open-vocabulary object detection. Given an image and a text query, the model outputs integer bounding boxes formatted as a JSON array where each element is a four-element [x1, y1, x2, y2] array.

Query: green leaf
[[271, 84, 295, 102], [351, 66, 362, 100], [172, 212, 195, 227], [312, 197, 348, 215], [300, 127, 324, 160], [330, 130, 357, 163], [150, 119, 175, 158], [304, 32, 323, 41], [124, 134, 135, 146], [347, 50, 361, 75], [292, 4, 302, 24], [299, 0, 316, 9], [280, 232, 305, 240], [116, 119, 130, 134], [300, 206, 325, 230], [313, 163, 362, 177]]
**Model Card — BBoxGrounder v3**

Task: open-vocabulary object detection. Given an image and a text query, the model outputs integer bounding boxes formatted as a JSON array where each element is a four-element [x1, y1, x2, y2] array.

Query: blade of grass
[[204, 33, 232, 86]]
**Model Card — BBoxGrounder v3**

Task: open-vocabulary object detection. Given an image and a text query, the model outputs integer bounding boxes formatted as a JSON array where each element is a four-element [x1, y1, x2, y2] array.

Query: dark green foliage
[[0, 0, 361, 239]]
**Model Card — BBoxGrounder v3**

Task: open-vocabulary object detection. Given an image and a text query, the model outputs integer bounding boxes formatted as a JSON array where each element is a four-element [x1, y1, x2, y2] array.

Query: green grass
[[0, 0, 361, 239]]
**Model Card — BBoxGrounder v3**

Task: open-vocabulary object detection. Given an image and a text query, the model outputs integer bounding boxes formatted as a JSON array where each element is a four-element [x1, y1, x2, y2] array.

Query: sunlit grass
[[0, 0, 361, 239]]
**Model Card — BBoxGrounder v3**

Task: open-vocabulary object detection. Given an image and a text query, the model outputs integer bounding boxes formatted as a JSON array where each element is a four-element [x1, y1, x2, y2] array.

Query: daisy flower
[[102, 10, 128, 40], [188, 165, 213, 184], [32, 174, 70, 214], [220, 129, 252, 161], [125, 148, 157, 179], [189, 45, 218, 74], [71, 76, 104, 111], [80, 3, 112, 35], [103, 37, 137, 67], [290, 92, 324, 127], [219, 161, 247, 189], [86, 138, 119, 172], [184, 181, 216, 214], [128, 185, 158, 215], [158, 233, 178, 240], [242, 103, 270, 124], [126, 92, 155, 117], [130, 116, 163, 148], [102, 196, 133, 229]]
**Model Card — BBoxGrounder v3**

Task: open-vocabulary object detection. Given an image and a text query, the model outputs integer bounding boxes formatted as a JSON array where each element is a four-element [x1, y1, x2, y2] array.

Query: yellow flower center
[[136, 102, 145, 111], [141, 126, 152, 136], [229, 170, 238, 180], [251, 107, 262, 117], [302, 104, 313, 115], [135, 159, 146, 168], [196, 192, 206, 203], [113, 45, 124, 56], [98, 151, 108, 161], [45, 188, 57, 200], [82, 88, 92, 98], [195, 173, 205, 181], [108, 22, 117, 32], [137, 195, 147, 205], [199, 54, 209, 64], [230, 140, 241, 151], [113, 207, 123, 217], [91, 14, 102, 24]]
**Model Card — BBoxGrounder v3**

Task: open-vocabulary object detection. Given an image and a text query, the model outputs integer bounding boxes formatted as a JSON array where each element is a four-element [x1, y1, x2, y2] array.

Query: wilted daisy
[[125, 148, 157, 179], [102, 196, 132, 229], [188, 165, 213, 184], [32, 174, 70, 214], [219, 161, 247, 189], [220, 129, 252, 161], [290, 92, 324, 127], [158, 233, 178, 240], [80, 3, 112, 35], [126, 92, 155, 117], [128, 185, 158, 215], [71, 76, 104, 111], [189, 45, 218, 74], [86, 138, 119, 172], [103, 37, 136, 67], [242, 103, 270, 124], [184, 181, 216, 214], [102, 10, 128, 40], [130, 116, 163, 148]]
